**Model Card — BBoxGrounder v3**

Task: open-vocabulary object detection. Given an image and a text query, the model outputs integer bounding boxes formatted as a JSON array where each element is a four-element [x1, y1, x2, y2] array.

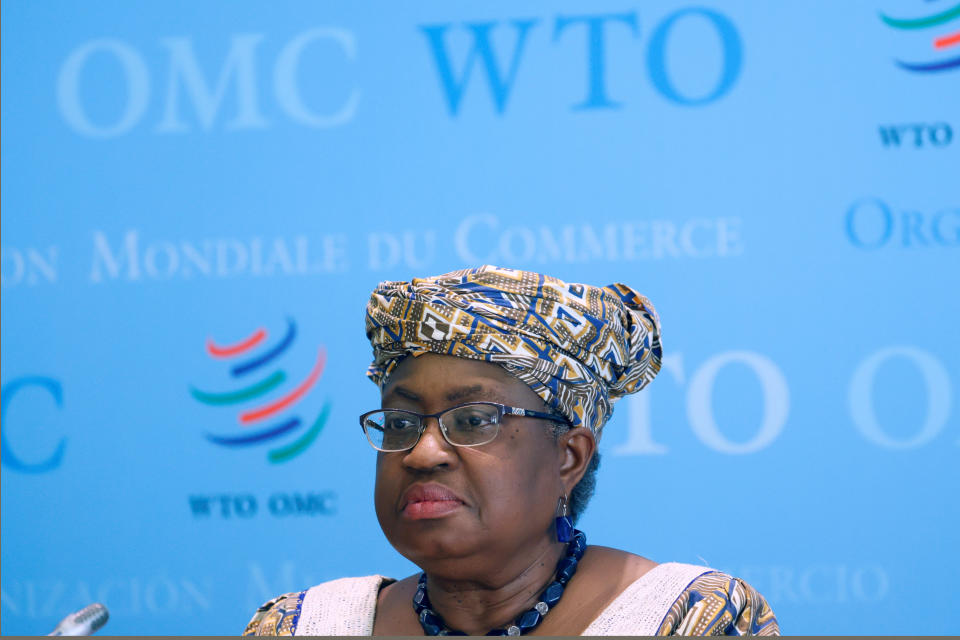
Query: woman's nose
[[402, 418, 456, 470]]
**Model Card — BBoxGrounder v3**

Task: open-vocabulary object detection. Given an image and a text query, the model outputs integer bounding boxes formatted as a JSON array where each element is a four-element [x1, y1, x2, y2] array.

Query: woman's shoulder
[[581, 556, 780, 636], [242, 575, 393, 637], [242, 590, 305, 637], [655, 568, 780, 636]]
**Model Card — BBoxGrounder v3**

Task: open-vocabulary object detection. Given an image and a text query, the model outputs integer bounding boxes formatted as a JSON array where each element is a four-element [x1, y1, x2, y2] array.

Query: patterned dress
[[243, 569, 779, 636], [656, 573, 779, 635]]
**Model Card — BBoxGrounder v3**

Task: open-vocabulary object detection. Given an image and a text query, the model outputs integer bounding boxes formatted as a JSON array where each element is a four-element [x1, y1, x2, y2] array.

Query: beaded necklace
[[412, 530, 586, 636]]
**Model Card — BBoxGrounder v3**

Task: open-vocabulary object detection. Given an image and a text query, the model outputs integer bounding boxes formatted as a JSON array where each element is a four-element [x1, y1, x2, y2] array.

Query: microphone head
[[75, 603, 109, 634], [48, 603, 109, 636]]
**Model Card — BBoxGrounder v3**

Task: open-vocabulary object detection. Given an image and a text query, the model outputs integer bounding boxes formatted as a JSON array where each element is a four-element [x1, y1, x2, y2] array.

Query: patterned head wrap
[[365, 265, 662, 439]]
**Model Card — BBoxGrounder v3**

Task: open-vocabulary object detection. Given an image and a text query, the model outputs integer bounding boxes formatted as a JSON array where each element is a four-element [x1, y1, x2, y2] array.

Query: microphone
[[47, 603, 109, 636]]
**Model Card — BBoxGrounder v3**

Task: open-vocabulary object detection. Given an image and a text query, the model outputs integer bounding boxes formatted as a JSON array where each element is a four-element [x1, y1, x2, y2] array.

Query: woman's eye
[[456, 412, 495, 429], [385, 416, 417, 430]]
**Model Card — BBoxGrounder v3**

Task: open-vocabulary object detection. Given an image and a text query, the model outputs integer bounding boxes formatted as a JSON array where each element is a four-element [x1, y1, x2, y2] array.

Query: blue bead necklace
[[412, 530, 586, 636]]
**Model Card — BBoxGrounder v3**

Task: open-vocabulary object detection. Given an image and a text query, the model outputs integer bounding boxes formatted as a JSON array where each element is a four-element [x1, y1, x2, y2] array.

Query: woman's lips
[[400, 483, 465, 520]]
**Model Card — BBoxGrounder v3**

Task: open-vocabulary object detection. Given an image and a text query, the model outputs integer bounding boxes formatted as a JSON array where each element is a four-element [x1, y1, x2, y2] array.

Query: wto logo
[[879, 1, 960, 72], [189, 318, 330, 463]]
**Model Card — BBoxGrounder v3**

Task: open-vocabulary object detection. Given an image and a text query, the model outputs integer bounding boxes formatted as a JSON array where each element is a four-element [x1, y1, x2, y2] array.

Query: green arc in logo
[[880, 3, 960, 29], [268, 401, 332, 464], [190, 370, 286, 405]]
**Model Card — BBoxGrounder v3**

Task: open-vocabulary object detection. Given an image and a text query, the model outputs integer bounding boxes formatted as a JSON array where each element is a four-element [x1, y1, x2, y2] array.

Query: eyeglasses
[[358, 401, 569, 452]]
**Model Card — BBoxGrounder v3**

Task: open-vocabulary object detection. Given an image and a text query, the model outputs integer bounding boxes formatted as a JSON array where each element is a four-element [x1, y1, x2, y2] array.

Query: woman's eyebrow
[[384, 383, 507, 404], [385, 386, 419, 401], [445, 384, 493, 402]]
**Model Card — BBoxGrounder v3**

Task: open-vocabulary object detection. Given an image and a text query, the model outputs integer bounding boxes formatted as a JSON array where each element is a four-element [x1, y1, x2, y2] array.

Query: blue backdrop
[[2, 0, 958, 635]]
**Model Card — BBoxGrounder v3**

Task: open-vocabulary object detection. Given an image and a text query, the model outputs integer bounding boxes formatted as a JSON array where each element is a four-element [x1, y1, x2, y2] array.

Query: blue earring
[[555, 493, 573, 542]]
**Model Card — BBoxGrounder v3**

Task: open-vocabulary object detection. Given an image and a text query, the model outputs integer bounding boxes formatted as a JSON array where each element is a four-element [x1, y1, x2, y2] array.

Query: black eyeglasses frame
[[358, 401, 570, 452]]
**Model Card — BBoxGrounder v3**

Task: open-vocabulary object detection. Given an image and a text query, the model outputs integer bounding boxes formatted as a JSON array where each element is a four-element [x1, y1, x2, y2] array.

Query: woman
[[244, 265, 779, 636]]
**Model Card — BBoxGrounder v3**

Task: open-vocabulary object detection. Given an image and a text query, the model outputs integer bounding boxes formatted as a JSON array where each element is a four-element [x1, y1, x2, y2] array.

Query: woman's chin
[[389, 520, 483, 567]]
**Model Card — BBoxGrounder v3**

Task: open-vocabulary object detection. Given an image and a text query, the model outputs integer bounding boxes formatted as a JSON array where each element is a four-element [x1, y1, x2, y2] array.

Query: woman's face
[[373, 353, 582, 580]]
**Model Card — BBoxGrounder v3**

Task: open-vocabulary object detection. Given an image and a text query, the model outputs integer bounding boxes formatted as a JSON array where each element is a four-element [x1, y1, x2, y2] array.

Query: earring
[[555, 493, 573, 543]]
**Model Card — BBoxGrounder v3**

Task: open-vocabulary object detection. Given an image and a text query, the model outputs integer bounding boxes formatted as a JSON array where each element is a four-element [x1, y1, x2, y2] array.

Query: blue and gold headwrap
[[365, 265, 662, 440]]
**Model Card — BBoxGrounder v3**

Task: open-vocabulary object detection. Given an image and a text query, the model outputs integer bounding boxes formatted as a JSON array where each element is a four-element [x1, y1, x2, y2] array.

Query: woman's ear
[[558, 427, 597, 493]]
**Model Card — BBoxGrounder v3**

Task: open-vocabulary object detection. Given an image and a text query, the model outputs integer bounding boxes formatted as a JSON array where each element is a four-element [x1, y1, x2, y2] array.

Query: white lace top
[[244, 561, 781, 636]]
